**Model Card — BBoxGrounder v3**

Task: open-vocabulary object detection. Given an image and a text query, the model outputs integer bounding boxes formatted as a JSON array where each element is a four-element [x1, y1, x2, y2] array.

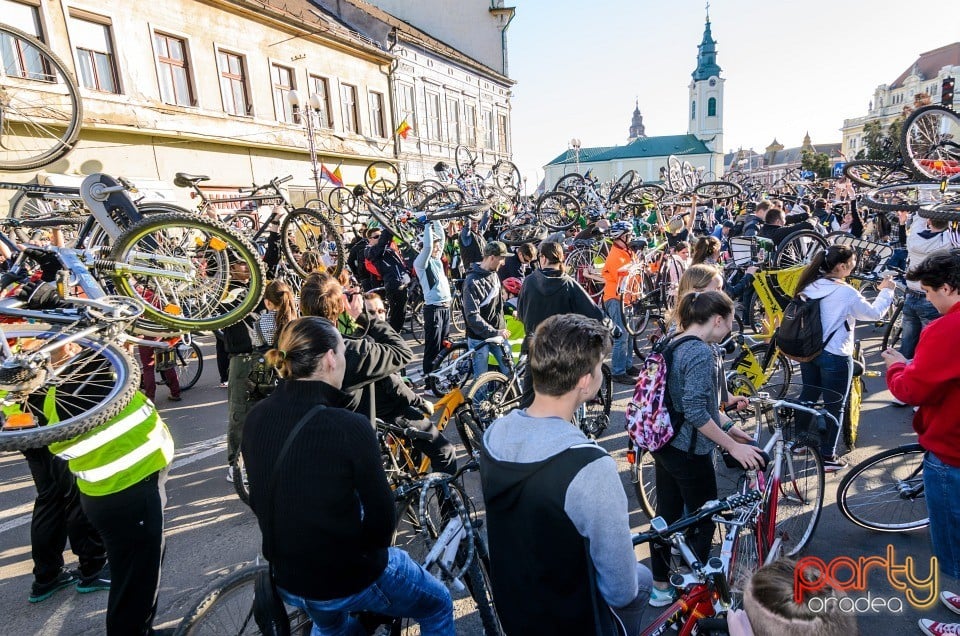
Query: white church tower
[[688, 7, 724, 172]]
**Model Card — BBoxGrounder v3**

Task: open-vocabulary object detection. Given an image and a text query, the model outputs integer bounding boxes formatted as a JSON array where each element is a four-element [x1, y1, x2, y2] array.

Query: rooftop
[[889, 42, 960, 89], [546, 134, 712, 166]]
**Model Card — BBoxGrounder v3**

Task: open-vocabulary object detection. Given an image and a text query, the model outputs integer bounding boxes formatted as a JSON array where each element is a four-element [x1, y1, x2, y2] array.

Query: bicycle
[[836, 443, 927, 532], [153, 336, 204, 392], [174, 173, 344, 278]]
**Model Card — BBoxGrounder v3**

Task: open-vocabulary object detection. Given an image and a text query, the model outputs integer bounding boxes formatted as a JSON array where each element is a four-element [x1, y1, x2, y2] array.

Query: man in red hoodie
[[882, 248, 960, 636]]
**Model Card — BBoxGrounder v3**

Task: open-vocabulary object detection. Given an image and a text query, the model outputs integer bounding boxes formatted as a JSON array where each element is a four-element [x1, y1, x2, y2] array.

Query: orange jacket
[[601, 243, 631, 303]]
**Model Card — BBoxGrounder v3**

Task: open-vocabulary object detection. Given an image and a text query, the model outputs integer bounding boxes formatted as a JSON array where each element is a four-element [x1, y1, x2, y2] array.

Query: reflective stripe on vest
[[53, 403, 153, 460], [72, 418, 173, 484]]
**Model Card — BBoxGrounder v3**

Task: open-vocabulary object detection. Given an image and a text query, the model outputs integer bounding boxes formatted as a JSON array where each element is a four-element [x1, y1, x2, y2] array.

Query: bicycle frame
[[381, 385, 469, 478], [749, 266, 804, 336]]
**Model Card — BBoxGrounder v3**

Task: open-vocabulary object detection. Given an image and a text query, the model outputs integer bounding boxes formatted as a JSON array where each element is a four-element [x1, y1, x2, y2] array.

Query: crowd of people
[[11, 185, 960, 636]]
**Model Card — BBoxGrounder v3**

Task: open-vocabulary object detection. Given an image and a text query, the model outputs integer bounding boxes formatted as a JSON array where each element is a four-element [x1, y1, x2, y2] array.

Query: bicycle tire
[[861, 182, 944, 212], [455, 407, 486, 458], [174, 563, 311, 635], [693, 181, 743, 201], [578, 363, 612, 439], [773, 440, 824, 557], [0, 327, 139, 452], [364, 161, 400, 195], [280, 208, 344, 277], [326, 186, 356, 216], [634, 449, 657, 519], [535, 191, 581, 231], [455, 145, 477, 175], [621, 184, 665, 206], [608, 170, 636, 203], [231, 453, 250, 505], [450, 296, 465, 334], [772, 230, 827, 268], [417, 188, 466, 216], [619, 271, 654, 336], [109, 213, 266, 333], [728, 521, 760, 603], [464, 534, 505, 636], [498, 224, 547, 247], [836, 443, 927, 532], [564, 247, 604, 303], [492, 160, 521, 198], [465, 371, 518, 431], [174, 341, 204, 391], [553, 173, 587, 199], [917, 203, 960, 222], [841, 160, 913, 188], [881, 302, 904, 351], [900, 104, 960, 180], [731, 344, 791, 399], [0, 24, 82, 171]]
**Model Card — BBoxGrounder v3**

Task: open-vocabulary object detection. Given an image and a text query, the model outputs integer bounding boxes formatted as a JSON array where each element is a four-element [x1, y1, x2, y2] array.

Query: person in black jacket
[[242, 317, 453, 635], [498, 242, 537, 282], [463, 241, 510, 377], [366, 228, 410, 333], [758, 207, 818, 247], [459, 219, 487, 272], [300, 274, 456, 474]]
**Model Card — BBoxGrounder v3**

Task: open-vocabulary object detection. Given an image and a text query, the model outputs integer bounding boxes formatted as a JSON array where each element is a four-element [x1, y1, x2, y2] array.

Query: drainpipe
[[385, 28, 399, 161]]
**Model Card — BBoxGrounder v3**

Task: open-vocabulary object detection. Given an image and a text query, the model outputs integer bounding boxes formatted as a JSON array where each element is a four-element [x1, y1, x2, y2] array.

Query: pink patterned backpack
[[624, 335, 697, 452]]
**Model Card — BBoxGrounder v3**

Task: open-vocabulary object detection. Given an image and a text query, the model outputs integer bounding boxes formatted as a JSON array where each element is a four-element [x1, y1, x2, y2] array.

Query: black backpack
[[775, 294, 844, 362]]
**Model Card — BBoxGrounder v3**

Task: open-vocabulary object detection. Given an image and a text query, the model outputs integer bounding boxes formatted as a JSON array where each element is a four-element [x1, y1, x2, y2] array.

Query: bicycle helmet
[[608, 221, 633, 240], [502, 277, 522, 296]]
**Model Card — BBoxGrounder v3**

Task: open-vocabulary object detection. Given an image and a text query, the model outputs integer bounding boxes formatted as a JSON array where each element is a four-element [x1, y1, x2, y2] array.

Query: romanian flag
[[320, 162, 343, 187], [396, 119, 412, 139]]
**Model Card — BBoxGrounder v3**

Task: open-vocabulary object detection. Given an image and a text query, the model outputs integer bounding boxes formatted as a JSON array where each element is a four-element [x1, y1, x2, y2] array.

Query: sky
[[506, 0, 960, 190]]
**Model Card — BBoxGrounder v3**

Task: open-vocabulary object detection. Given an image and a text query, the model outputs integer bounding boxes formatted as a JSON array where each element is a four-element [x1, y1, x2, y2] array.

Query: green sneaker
[[29, 568, 78, 603], [75, 563, 111, 594]]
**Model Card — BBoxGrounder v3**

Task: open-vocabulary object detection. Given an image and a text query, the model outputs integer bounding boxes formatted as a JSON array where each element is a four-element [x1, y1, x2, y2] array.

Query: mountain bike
[[836, 443, 927, 532], [173, 173, 344, 277]]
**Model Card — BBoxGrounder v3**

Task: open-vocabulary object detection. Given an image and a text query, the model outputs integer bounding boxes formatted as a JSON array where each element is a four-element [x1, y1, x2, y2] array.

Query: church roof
[[692, 17, 721, 81], [889, 42, 960, 89], [545, 134, 712, 166]]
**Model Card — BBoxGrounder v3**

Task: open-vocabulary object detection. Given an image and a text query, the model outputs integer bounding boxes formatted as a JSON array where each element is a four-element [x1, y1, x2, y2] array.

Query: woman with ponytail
[[242, 317, 454, 635], [252, 280, 298, 350], [793, 245, 896, 471]]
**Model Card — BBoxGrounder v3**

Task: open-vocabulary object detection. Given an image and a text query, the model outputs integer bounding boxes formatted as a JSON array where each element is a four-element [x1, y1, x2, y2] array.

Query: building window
[[397, 83, 416, 136], [446, 97, 460, 145], [483, 108, 494, 149], [707, 97, 717, 117], [272, 63, 297, 123], [691, 100, 696, 119], [340, 83, 359, 133], [369, 91, 385, 138], [464, 103, 477, 147], [154, 32, 194, 106], [70, 14, 120, 93], [497, 112, 509, 154], [2, 0, 43, 37], [308, 75, 332, 127], [424, 90, 441, 141], [218, 50, 250, 116]]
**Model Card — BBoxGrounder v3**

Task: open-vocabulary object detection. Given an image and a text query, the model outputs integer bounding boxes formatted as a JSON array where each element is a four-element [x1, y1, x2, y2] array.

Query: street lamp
[[287, 89, 324, 199], [570, 137, 581, 175]]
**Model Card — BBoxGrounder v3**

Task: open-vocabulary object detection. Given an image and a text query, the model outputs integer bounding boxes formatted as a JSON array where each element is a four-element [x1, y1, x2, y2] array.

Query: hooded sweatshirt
[[800, 278, 894, 356], [481, 411, 638, 610], [517, 267, 604, 336]]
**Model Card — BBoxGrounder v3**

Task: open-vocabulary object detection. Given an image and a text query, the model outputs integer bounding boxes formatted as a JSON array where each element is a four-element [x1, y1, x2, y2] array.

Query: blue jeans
[[798, 351, 851, 458], [604, 299, 632, 375], [278, 548, 454, 636], [900, 294, 941, 359], [467, 337, 509, 377], [924, 452, 960, 579]]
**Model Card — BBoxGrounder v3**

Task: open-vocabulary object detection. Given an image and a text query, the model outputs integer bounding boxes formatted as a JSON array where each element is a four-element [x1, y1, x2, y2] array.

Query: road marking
[[0, 434, 226, 536]]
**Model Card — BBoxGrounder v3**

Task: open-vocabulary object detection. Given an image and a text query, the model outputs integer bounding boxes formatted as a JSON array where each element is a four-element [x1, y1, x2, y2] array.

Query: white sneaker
[[225, 468, 233, 483], [890, 397, 907, 407]]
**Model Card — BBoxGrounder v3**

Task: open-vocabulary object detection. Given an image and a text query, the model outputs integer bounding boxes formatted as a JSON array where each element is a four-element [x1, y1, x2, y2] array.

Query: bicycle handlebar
[[748, 393, 841, 427], [632, 489, 762, 546]]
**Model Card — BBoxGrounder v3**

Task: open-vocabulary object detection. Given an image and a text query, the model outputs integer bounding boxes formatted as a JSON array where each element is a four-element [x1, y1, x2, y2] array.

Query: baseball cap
[[483, 241, 509, 257]]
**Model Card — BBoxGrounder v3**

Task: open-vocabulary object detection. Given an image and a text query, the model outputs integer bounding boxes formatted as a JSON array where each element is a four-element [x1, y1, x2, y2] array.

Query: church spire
[[692, 5, 721, 81], [628, 99, 646, 142]]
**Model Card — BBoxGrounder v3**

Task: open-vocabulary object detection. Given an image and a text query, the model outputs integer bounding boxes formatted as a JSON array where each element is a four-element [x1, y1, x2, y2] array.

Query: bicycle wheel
[[174, 340, 204, 391], [836, 443, 927, 532], [465, 371, 518, 431], [535, 191, 581, 230], [862, 182, 945, 212], [553, 173, 586, 198], [732, 344, 791, 399], [772, 230, 827, 268], [901, 104, 960, 180], [280, 208, 344, 277], [622, 184, 665, 206], [565, 248, 603, 304], [464, 534, 505, 636], [693, 181, 743, 201], [174, 564, 311, 635], [728, 522, 760, 603], [364, 161, 400, 195], [492, 160, 521, 198], [0, 327, 139, 452], [620, 272, 654, 335], [0, 24, 82, 171], [881, 302, 904, 351], [455, 406, 486, 457], [608, 170, 636, 203], [773, 441, 824, 557], [499, 224, 547, 247], [109, 213, 266, 334], [416, 187, 466, 218], [634, 449, 657, 519], [450, 296, 465, 334], [407, 298, 424, 344], [841, 160, 913, 188], [455, 145, 477, 175], [327, 186, 357, 216], [578, 363, 611, 439]]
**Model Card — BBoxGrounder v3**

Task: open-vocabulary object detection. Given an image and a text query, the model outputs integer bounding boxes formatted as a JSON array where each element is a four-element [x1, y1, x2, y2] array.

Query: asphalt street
[[0, 328, 954, 635]]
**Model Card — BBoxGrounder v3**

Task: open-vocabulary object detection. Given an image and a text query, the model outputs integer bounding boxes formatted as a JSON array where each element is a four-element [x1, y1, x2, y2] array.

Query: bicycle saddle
[[173, 172, 210, 188]]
